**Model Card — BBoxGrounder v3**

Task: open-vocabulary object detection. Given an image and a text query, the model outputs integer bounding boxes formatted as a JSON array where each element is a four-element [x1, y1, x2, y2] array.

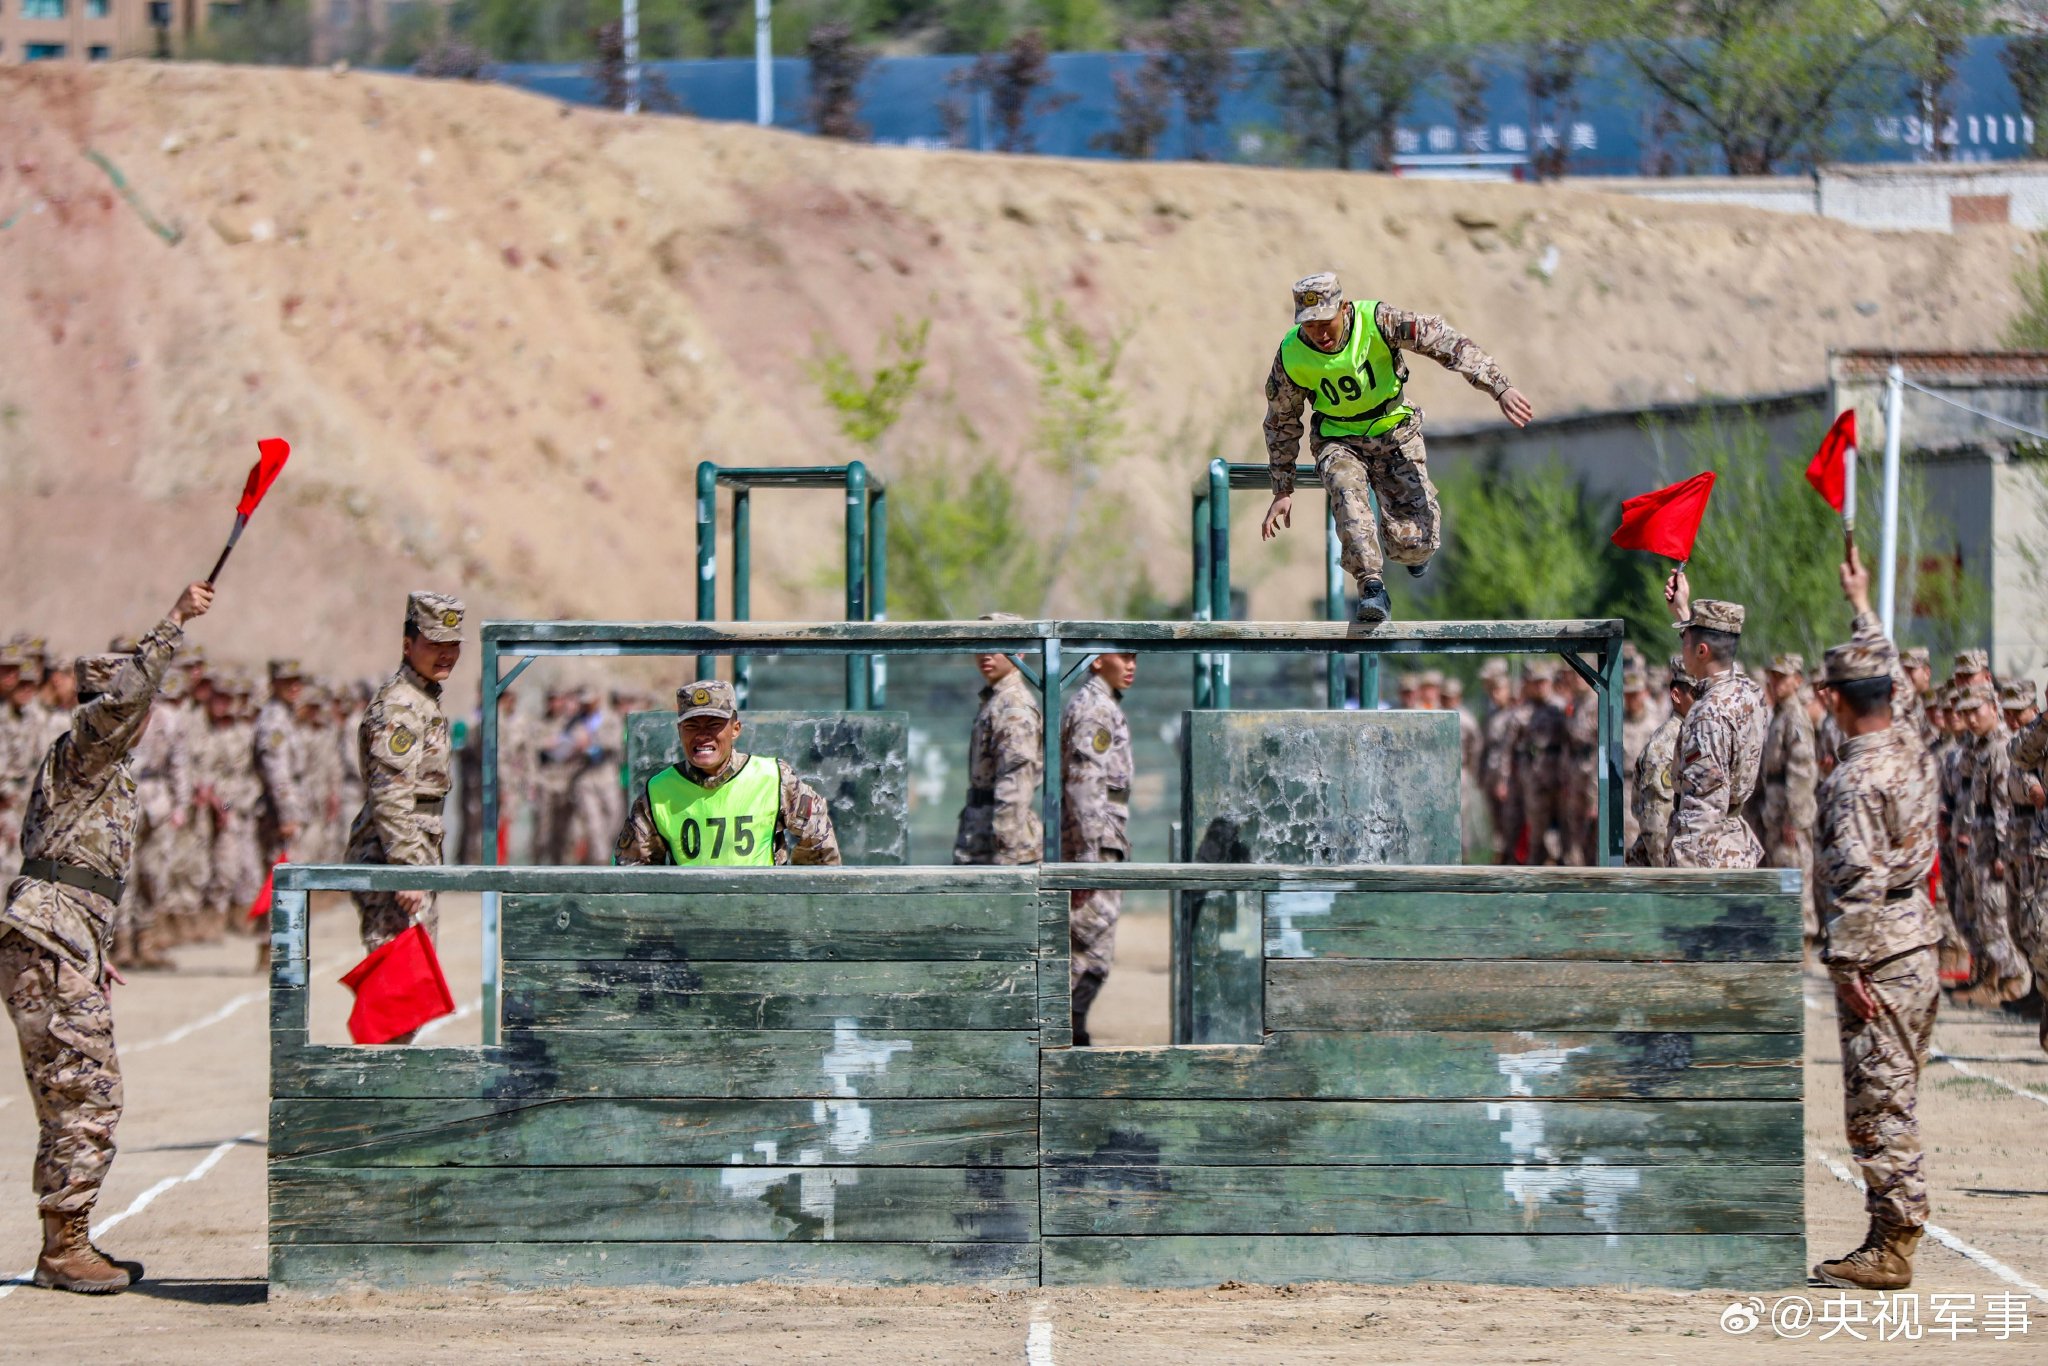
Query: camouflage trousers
[[353, 889, 439, 954], [1315, 422, 1441, 588], [1518, 767, 1563, 865], [205, 819, 262, 917], [1491, 785, 1522, 864], [1836, 945, 1938, 1231], [1, 931, 122, 1215], [1956, 846, 2032, 998], [568, 770, 625, 866], [1766, 830, 1818, 942], [2015, 854, 2048, 985]]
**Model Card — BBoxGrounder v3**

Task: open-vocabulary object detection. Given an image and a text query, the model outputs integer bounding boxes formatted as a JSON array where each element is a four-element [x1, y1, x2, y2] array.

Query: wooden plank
[[1176, 890, 1263, 1045], [1041, 864, 1798, 895], [1040, 1032, 1802, 1101], [272, 1029, 1041, 1101], [1037, 889, 1071, 1050], [1265, 960, 1798, 1033], [276, 864, 1039, 896], [1041, 1099, 1800, 1167], [501, 960, 1036, 1031], [1264, 890, 1801, 962], [272, 1097, 1040, 1168], [1041, 1162, 1800, 1236], [1041, 1234, 1807, 1290], [500, 892, 1038, 961], [272, 1240, 1040, 1291], [272, 1166, 1037, 1244]]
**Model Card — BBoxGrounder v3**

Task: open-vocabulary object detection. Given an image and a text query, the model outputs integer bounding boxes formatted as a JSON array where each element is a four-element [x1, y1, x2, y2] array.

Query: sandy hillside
[[0, 61, 2029, 678]]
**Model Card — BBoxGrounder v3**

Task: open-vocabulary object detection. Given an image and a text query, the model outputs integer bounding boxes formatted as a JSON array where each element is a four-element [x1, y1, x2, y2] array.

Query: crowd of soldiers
[[456, 684, 651, 869]]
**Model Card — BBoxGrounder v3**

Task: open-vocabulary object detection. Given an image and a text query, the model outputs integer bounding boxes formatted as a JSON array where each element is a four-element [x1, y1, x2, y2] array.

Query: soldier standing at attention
[[1953, 682, 2031, 1004], [1620, 669, 1660, 854], [1062, 652, 1135, 1046], [193, 675, 260, 943], [1662, 574, 1768, 869], [1627, 660, 1695, 868], [2010, 703, 2048, 1050], [346, 594, 463, 964], [1478, 660, 1520, 863], [1811, 550, 1940, 1291], [953, 614, 1043, 867], [614, 681, 839, 866], [116, 653, 188, 973], [1761, 654, 1821, 948], [1515, 662, 1568, 865], [3, 581, 214, 1294], [1258, 273, 1534, 625]]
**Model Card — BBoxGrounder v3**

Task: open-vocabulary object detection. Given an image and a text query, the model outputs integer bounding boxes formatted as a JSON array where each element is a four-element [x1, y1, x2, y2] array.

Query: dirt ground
[[1, 900, 2042, 1362]]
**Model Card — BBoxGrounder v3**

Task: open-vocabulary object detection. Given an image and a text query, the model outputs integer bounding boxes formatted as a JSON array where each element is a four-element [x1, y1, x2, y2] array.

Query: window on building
[[88, 0, 110, 17], [208, 1, 241, 19], [25, 42, 68, 59], [89, 44, 111, 59], [23, 0, 68, 20]]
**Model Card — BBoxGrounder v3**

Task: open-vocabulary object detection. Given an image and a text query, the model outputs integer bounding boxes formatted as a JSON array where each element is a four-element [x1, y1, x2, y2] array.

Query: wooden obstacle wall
[[267, 864, 1802, 1292]]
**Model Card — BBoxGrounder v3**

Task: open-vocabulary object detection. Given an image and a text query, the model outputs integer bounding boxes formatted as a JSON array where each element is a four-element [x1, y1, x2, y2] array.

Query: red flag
[[247, 854, 285, 922], [341, 924, 455, 1045], [1611, 471, 1717, 563], [1805, 411, 1855, 514], [236, 438, 291, 518]]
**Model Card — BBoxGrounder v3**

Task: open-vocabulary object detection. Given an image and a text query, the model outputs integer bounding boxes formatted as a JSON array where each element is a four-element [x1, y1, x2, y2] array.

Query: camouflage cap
[[158, 669, 189, 701], [1442, 676, 1465, 699], [1477, 658, 1509, 683], [0, 639, 24, 669], [1291, 272, 1342, 324], [1683, 600, 1745, 635], [1523, 659, 1555, 682], [1953, 648, 1990, 676], [269, 657, 305, 681], [1823, 637, 1895, 686], [1953, 681, 1995, 711], [1901, 646, 1931, 670], [1622, 670, 1648, 691], [73, 653, 129, 700], [1419, 669, 1446, 688], [676, 678, 738, 722], [1767, 653, 1805, 677], [107, 635, 139, 655], [1398, 671, 1422, 690], [177, 645, 208, 669], [407, 591, 466, 644], [2001, 678, 2037, 709]]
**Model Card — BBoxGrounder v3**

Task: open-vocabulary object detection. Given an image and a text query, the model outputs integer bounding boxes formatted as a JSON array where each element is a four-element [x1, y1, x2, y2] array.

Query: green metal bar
[[694, 461, 718, 682], [1040, 634, 1063, 863], [732, 487, 752, 706], [478, 632, 501, 1045], [711, 466, 883, 488], [1325, 499, 1345, 708], [845, 461, 870, 710], [868, 485, 889, 707], [1193, 490, 1208, 706], [1357, 485, 1383, 709], [1006, 656, 1043, 689], [497, 654, 537, 692], [1599, 640, 1625, 866], [1207, 459, 1231, 708], [1060, 654, 1100, 689]]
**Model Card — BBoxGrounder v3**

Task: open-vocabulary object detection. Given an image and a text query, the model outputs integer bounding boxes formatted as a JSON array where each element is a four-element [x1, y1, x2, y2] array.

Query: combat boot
[[1353, 579, 1391, 627], [1812, 1219, 1920, 1291], [33, 1212, 133, 1294]]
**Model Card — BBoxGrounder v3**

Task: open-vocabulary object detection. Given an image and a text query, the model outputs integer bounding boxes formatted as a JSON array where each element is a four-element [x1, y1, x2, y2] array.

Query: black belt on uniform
[[966, 786, 995, 804], [1884, 885, 1921, 903], [16, 857, 124, 904], [417, 797, 446, 812], [1107, 787, 1131, 803]]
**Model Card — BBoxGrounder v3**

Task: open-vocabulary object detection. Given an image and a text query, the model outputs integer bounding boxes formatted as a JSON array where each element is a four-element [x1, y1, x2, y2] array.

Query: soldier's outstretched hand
[[1261, 495, 1293, 541], [1499, 387, 1534, 428], [171, 581, 216, 626], [1664, 568, 1690, 623], [1840, 544, 1873, 615]]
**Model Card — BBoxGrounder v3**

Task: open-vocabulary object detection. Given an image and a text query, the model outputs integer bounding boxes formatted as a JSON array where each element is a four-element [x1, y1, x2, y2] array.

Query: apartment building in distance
[[0, 0, 432, 64]]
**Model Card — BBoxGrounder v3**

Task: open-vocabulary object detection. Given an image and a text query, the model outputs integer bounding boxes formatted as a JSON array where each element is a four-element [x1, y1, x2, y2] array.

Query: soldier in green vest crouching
[[1259, 272, 1534, 625], [613, 681, 840, 866]]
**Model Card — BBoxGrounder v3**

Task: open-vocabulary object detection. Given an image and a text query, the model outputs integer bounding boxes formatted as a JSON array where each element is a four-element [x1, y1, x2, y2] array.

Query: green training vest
[[648, 756, 779, 866], [1279, 300, 1413, 439]]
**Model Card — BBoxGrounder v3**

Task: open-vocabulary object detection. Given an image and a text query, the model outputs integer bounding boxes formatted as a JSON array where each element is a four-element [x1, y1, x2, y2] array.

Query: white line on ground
[[1808, 1146, 2048, 1306], [1025, 1301, 1055, 1365], [1930, 1050, 2048, 1109], [415, 995, 483, 1042], [125, 989, 265, 1054], [0, 1129, 259, 1300]]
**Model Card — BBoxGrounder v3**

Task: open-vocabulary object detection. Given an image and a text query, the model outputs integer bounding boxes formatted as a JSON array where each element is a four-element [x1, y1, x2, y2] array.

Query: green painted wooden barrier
[[269, 862, 1803, 1293]]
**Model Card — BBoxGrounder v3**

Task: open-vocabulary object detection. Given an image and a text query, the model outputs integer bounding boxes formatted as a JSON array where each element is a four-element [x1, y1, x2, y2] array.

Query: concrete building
[[1590, 161, 2048, 233], [0, 0, 153, 62]]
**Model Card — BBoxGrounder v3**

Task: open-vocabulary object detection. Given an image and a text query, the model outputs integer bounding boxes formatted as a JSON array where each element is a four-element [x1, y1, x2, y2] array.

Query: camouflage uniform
[[1515, 666, 1568, 865], [1620, 686, 1661, 855], [253, 663, 308, 873], [345, 595, 461, 951], [0, 641, 43, 859], [2011, 712, 2048, 1039], [953, 669, 1044, 866], [567, 702, 626, 864], [1061, 672, 1132, 1044], [193, 692, 261, 932], [613, 682, 840, 867], [1479, 663, 1521, 863], [1814, 628, 1940, 1242], [1953, 685, 2031, 1000], [1264, 278, 1512, 593], [119, 669, 192, 964], [1668, 601, 1768, 869], [1761, 656, 1821, 941], [1559, 684, 1600, 866], [2, 622, 180, 1217]]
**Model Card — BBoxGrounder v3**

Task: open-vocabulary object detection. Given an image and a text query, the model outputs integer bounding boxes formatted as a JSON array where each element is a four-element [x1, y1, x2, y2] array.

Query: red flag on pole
[[1806, 411, 1856, 516], [341, 924, 456, 1045], [236, 437, 292, 517], [1611, 471, 1717, 563]]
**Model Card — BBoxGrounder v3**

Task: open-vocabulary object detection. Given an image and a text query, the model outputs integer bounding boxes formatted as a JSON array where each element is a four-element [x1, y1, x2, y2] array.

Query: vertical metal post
[[732, 486, 752, 706], [845, 461, 870, 710], [1207, 460, 1231, 709], [622, 0, 640, 114], [1356, 485, 1382, 708], [695, 461, 718, 682], [868, 484, 889, 708], [1598, 641, 1624, 866], [754, 0, 773, 126], [1325, 498, 1345, 708], [479, 636, 501, 1046], [1192, 488, 1213, 709], [1040, 631, 1063, 864], [1879, 364, 1905, 637]]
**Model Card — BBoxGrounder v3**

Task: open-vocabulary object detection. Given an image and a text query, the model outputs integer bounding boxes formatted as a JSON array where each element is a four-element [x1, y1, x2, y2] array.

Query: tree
[[946, 29, 1076, 154], [1093, 53, 1174, 159], [1523, 40, 1587, 179], [588, 18, 684, 111], [1021, 293, 1131, 612], [2002, 35, 2048, 158], [1163, 1, 1240, 160], [1260, 0, 1442, 170], [191, 0, 313, 64], [806, 21, 876, 140]]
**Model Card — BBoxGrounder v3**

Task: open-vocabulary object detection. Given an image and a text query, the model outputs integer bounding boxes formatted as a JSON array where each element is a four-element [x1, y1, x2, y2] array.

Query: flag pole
[[1844, 415, 1858, 561], [206, 514, 249, 586]]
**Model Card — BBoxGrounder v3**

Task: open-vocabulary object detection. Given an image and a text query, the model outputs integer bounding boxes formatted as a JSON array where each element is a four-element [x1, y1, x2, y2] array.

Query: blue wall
[[496, 37, 2038, 173]]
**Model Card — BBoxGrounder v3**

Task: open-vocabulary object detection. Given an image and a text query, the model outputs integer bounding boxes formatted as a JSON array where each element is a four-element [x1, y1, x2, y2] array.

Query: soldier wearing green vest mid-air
[[1260, 272, 1534, 625], [613, 680, 840, 867]]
